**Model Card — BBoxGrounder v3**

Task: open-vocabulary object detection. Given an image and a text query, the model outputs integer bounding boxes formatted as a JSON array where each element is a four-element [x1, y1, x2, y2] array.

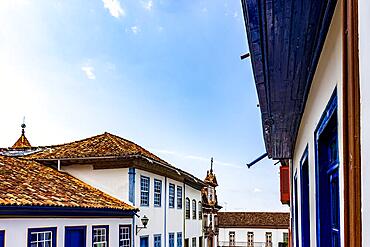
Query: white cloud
[[102, 0, 125, 18], [131, 26, 140, 34], [81, 66, 96, 80], [142, 0, 153, 11], [253, 188, 262, 193]]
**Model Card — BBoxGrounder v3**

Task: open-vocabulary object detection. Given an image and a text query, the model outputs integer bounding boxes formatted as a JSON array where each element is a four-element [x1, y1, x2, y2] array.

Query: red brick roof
[[0, 155, 136, 211], [218, 212, 290, 229], [25, 132, 167, 163]]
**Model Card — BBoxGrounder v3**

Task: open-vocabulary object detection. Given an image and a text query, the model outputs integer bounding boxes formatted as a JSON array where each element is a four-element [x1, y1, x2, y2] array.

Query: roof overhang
[[241, 0, 338, 158]]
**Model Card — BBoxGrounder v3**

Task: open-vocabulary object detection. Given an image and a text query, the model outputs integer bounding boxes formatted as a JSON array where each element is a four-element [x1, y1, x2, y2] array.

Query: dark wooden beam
[[342, 0, 362, 245]]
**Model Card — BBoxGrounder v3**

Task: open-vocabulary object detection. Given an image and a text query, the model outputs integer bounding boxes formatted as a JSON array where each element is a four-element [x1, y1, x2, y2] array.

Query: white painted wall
[[358, 0, 370, 244], [0, 217, 132, 246], [184, 184, 202, 244], [218, 227, 288, 246], [63, 164, 203, 247], [291, 3, 343, 247], [63, 164, 130, 202]]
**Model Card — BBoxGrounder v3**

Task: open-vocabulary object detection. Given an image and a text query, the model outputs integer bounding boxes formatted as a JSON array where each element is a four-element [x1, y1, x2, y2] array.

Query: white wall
[[184, 184, 202, 243], [218, 227, 288, 246], [291, 3, 343, 247], [63, 164, 130, 202], [359, 0, 370, 244], [0, 217, 132, 246]]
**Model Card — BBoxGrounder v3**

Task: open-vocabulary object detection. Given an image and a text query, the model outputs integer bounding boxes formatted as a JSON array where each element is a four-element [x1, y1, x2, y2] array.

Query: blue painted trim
[[154, 234, 162, 247], [92, 225, 109, 247], [140, 235, 149, 247], [133, 217, 136, 247], [168, 183, 175, 209], [164, 177, 167, 247], [27, 227, 57, 247], [314, 89, 339, 247], [177, 232, 183, 247], [119, 224, 132, 247], [65, 226, 87, 247], [0, 205, 137, 217], [129, 168, 136, 205], [293, 171, 299, 247], [154, 179, 162, 207], [140, 175, 150, 207], [300, 146, 310, 247], [0, 230, 5, 247], [176, 186, 183, 209]]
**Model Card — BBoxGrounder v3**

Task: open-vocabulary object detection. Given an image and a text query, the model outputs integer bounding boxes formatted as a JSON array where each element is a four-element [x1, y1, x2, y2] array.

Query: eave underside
[[242, 0, 337, 158]]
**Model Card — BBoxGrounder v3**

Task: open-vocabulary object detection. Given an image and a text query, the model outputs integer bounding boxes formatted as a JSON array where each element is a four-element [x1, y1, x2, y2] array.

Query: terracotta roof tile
[[218, 212, 289, 229], [0, 155, 136, 211], [25, 132, 166, 163], [12, 134, 31, 149]]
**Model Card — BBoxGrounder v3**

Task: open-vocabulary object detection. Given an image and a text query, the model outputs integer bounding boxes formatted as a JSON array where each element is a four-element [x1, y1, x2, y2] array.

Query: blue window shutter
[[0, 231, 4, 247], [129, 168, 136, 205]]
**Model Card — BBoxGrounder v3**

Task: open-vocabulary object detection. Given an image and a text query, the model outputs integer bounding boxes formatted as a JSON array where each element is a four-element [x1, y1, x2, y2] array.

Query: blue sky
[[0, 0, 288, 212]]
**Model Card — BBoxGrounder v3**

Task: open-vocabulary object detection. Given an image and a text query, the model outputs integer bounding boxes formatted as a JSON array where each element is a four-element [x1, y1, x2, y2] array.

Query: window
[[154, 179, 162, 207], [283, 232, 289, 243], [140, 176, 150, 206], [265, 232, 272, 247], [198, 201, 202, 219], [229, 231, 235, 246], [198, 237, 203, 247], [247, 232, 254, 247], [119, 225, 131, 247], [169, 233, 175, 247], [185, 198, 190, 219], [192, 237, 196, 247], [93, 226, 109, 247], [228, 232, 235, 246], [169, 183, 175, 208], [177, 186, 183, 209], [154, 234, 161, 247], [192, 200, 196, 219], [177, 232, 182, 247], [28, 227, 56, 247]]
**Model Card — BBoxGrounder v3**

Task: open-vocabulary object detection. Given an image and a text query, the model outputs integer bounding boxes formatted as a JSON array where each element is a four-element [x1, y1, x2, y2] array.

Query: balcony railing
[[218, 242, 272, 247]]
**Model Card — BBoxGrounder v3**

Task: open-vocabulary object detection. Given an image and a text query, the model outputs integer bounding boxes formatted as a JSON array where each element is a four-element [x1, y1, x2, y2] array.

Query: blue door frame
[[293, 172, 299, 247], [140, 236, 149, 247], [0, 230, 4, 247], [65, 226, 87, 247], [315, 91, 340, 247], [300, 148, 310, 247]]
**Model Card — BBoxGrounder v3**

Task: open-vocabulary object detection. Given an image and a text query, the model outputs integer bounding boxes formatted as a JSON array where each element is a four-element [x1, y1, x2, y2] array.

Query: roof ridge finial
[[21, 116, 26, 135], [210, 157, 213, 173]]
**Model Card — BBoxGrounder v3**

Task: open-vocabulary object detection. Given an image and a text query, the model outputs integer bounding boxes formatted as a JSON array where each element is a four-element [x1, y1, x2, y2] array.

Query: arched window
[[198, 201, 202, 219], [185, 198, 190, 219], [192, 199, 196, 219]]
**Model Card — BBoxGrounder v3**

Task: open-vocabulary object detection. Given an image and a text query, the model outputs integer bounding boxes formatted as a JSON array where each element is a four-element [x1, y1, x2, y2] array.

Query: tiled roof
[[12, 133, 31, 149], [0, 155, 136, 211], [25, 132, 167, 163], [218, 212, 290, 229]]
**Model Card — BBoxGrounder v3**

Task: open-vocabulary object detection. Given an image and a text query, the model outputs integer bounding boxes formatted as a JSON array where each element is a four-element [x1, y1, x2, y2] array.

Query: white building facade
[[217, 212, 289, 247]]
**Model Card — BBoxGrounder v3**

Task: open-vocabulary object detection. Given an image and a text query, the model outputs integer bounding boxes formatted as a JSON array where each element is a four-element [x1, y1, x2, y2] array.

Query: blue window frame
[[92, 225, 109, 247], [154, 179, 162, 207], [154, 234, 161, 247], [192, 200, 196, 219], [140, 236, 149, 247], [300, 147, 310, 247], [0, 230, 4, 247], [177, 232, 182, 247], [28, 227, 57, 247], [293, 172, 299, 247], [169, 183, 175, 208], [315, 91, 340, 247], [119, 225, 131, 247], [169, 233, 175, 247], [177, 186, 182, 209], [141, 176, 150, 206]]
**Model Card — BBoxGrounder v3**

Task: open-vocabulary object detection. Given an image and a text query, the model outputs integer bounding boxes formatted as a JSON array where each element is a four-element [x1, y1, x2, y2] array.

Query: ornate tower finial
[[210, 157, 213, 173], [21, 116, 26, 135]]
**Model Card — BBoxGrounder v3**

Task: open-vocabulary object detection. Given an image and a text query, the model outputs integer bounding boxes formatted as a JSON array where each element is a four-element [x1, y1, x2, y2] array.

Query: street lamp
[[136, 215, 149, 235]]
